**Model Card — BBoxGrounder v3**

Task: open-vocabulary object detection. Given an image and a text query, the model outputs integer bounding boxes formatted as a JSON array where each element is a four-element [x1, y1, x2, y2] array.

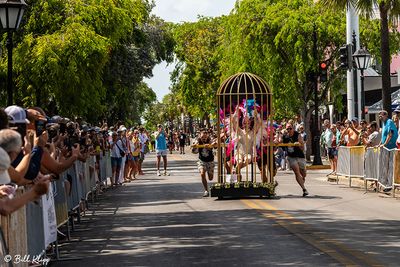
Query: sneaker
[[157, 170, 161, 176], [302, 189, 309, 197], [163, 170, 170, 176], [203, 191, 209, 197], [383, 187, 392, 193]]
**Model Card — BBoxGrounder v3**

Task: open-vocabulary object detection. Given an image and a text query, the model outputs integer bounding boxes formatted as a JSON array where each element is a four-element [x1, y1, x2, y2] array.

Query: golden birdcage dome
[[217, 72, 272, 96]]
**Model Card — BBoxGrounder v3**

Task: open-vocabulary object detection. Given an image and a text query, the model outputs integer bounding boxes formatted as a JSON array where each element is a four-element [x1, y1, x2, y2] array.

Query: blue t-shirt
[[155, 132, 167, 150], [381, 119, 398, 149]]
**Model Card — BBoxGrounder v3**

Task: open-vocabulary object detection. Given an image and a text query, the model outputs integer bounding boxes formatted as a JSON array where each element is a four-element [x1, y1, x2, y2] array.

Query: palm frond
[[318, 0, 355, 10]]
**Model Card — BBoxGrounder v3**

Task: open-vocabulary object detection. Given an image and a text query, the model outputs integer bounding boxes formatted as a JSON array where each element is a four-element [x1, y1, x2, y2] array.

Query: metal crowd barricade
[[337, 146, 350, 180], [105, 152, 112, 183], [0, 189, 28, 267], [364, 147, 380, 192], [392, 149, 400, 197], [53, 177, 69, 228], [0, 152, 114, 264], [26, 201, 45, 258], [99, 154, 106, 183], [66, 164, 79, 211], [378, 147, 395, 190], [336, 146, 365, 187]]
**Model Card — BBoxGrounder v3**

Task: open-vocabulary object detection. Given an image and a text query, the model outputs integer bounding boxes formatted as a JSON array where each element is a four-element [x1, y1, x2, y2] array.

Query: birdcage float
[[210, 72, 277, 199]]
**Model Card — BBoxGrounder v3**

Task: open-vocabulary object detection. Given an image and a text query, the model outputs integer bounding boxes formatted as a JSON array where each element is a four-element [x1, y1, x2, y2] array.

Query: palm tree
[[321, 0, 400, 115]]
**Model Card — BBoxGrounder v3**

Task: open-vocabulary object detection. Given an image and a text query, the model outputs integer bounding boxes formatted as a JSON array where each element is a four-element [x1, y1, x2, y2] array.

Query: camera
[[46, 123, 59, 140], [35, 120, 47, 136], [59, 123, 66, 134]]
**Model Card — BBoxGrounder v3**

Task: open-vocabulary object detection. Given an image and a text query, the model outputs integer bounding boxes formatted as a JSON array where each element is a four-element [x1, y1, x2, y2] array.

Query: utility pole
[[346, 1, 360, 119], [312, 26, 322, 165], [352, 31, 358, 118]]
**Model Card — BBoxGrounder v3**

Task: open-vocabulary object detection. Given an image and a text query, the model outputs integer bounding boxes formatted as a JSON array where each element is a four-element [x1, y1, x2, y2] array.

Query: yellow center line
[[241, 199, 384, 267]]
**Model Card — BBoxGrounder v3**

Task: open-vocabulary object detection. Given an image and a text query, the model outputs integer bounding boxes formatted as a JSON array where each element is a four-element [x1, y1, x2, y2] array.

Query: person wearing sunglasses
[[279, 123, 308, 197]]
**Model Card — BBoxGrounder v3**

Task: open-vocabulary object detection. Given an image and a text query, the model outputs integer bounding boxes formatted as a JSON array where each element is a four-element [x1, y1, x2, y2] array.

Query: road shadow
[[275, 194, 341, 200], [54, 177, 400, 267]]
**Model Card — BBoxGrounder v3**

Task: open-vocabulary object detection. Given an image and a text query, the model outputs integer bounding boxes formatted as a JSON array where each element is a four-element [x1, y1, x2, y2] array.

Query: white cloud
[[146, 0, 237, 101], [152, 0, 235, 23]]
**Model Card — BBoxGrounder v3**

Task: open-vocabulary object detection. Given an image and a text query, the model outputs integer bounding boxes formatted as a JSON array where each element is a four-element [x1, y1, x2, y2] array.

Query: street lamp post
[[352, 47, 371, 119], [0, 0, 27, 106]]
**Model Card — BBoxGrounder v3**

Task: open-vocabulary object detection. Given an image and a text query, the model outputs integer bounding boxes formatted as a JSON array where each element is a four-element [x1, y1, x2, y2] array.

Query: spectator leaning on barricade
[[4, 106, 46, 184], [29, 108, 81, 176], [378, 110, 398, 149], [362, 121, 381, 147], [335, 121, 344, 146], [0, 146, 49, 216], [340, 119, 360, 147]]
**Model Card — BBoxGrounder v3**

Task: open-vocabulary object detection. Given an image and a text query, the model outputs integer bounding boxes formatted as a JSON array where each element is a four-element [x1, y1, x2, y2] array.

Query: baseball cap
[[5, 105, 29, 124], [0, 147, 11, 184], [352, 117, 358, 122], [394, 106, 400, 113], [50, 115, 63, 123]]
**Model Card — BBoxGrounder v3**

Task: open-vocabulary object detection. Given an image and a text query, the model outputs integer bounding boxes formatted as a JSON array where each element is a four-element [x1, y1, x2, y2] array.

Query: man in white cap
[[4, 106, 46, 182]]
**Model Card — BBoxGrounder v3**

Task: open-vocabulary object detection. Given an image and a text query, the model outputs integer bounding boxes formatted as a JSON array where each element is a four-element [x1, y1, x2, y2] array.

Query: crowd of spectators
[[0, 105, 154, 219], [318, 109, 400, 176]]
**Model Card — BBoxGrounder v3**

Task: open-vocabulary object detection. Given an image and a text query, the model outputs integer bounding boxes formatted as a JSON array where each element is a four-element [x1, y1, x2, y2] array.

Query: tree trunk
[[380, 4, 392, 116], [203, 113, 211, 128], [305, 107, 313, 161]]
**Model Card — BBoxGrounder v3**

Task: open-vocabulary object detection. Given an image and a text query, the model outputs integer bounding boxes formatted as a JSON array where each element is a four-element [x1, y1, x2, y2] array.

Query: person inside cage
[[231, 100, 262, 174]]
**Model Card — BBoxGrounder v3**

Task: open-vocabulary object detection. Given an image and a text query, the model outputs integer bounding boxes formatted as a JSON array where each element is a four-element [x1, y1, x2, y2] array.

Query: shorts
[[126, 154, 133, 162], [287, 157, 306, 171], [256, 152, 269, 167], [111, 157, 122, 168], [156, 149, 168, 157], [140, 152, 145, 161], [328, 148, 337, 159], [198, 160, 215, 174], [132, 155, 140, 161]]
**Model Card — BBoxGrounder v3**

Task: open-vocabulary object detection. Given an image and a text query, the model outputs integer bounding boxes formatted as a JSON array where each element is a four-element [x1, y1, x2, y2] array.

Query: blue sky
[[144, 0, 237, 101]]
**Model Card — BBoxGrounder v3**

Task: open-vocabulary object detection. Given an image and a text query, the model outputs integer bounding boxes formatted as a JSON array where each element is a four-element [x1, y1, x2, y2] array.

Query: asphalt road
[[55, 151, 400, 267]]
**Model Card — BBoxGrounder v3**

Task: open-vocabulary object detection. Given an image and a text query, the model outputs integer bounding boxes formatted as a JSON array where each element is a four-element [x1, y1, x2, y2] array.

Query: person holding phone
[[110, 131, 123, 186], [0, 147, 50, 216], [155, 124, 169, 176], [5, 106, 46, 183]]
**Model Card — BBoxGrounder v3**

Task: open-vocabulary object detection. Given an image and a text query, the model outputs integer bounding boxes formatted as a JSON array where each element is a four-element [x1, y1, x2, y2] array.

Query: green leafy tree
[[1, 0, 174, 125], [321, 0, 400, 115], [171, 16, 225, 126]]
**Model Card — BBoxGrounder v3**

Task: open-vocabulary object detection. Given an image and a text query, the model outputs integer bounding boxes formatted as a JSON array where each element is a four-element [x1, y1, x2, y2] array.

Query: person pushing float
[[192, 72, 302, 199]]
